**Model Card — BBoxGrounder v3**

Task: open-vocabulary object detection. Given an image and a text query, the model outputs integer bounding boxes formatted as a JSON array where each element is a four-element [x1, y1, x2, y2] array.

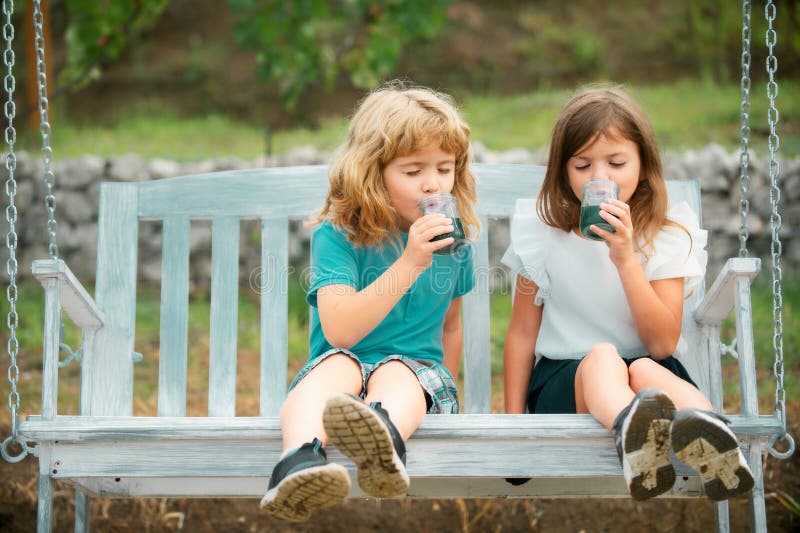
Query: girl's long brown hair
[[538, 85, 680, 255], [315, 81, 479, 247]]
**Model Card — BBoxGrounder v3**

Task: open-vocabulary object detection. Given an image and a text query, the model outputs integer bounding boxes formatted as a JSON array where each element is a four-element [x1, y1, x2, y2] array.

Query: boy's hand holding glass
[[404, 213, 455, 267], [418, 193, 468, 254]]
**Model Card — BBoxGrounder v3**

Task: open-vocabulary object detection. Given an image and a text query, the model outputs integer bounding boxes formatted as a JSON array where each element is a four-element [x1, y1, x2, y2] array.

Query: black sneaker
[[670, 408, 755, 501], [259, 438, 351, 522], [323, 393, 410, 498], [612, 387, 677, 500]]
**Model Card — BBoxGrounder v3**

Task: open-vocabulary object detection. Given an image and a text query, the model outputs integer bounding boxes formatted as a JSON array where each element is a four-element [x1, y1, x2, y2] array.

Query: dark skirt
[[526, 355, 697, 414]]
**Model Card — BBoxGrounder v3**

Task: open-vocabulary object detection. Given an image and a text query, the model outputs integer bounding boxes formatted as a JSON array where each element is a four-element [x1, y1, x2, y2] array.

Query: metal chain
[[32, 0, 57, 259], [737, 0, 752, 257], [764, 0, 794, 460], [1, 0, 30, 463]]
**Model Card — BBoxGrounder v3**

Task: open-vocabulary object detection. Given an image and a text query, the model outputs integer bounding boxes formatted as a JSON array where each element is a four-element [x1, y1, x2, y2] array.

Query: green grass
[[19, 79, 800, 160]]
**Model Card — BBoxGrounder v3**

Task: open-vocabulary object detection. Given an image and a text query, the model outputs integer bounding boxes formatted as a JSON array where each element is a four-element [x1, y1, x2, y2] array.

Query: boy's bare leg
[[279, 353, 362, 456], [364, 360, 428, 439]]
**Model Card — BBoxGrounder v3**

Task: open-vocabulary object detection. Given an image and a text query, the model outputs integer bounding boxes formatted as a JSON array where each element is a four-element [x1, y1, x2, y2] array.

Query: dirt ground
[[1, 420, 797, 532]]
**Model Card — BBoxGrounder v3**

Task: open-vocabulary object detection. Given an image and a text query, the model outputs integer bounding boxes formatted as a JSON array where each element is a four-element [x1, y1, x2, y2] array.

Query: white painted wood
[[137, 167, 330, 218], [715, 501, 731, 533], [462, 215, 491, 413], [37, 444, 53, 533], [258, 218, 289, 416], [158, 216, 190, 417], [706, 325, 724, 412], [63, 475, 704, 500], [37, 474, 53, 533], [42, 279, 60, 420], [19, 413, 782, 442], [208, 217, 240, 417], [746, 441, 767, 533], [44, 437, 706, 480], [259, 218, 289, 417], [74, 490, 89, 533], [90, 183, 139, 416], [695, 257, 761, 325], [32, 259, 104, 329], [735, 278, 759, 416], [79, 329, 96, 416]]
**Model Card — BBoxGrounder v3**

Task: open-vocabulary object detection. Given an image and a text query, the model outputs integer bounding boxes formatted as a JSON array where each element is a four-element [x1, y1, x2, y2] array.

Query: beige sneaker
[[671, 408, 754, 501], [612, 388, 677, 500], [323, 393, 410, 498]]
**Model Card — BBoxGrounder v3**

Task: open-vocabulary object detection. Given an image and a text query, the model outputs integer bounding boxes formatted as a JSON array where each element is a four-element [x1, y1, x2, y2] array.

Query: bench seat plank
[[20, 414, 781, 441], [63, 475, 704, 499]]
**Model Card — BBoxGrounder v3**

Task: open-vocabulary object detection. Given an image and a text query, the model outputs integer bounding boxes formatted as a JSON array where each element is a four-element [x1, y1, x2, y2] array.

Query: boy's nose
[[422, 175, 440, 193]]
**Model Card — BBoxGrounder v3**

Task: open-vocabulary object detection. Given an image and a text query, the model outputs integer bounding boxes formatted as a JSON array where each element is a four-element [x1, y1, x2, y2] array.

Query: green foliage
[[61, 0, 171, 90], [227, 0, 451, 109]]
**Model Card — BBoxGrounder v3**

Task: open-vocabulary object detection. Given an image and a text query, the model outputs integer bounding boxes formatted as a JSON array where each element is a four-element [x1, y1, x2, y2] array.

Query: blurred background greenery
[[9, 0, 800, 158]]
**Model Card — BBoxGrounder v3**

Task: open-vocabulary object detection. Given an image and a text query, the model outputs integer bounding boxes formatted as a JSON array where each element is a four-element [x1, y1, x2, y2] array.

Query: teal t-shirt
[[306, 221, 475, 365]]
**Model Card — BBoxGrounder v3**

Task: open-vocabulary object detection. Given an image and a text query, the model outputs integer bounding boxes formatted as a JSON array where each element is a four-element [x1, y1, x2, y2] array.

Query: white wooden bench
[[22, 164, 779, 532]]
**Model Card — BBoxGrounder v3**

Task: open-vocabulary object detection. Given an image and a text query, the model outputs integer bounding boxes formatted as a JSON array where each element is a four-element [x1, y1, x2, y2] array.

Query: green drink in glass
[[419, 193, 468, 254], [579, 179, 619, 241]]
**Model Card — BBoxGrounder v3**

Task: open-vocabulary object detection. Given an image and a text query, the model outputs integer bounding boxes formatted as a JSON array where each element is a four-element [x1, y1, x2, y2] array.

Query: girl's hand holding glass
[[593, 198, 637, 268]]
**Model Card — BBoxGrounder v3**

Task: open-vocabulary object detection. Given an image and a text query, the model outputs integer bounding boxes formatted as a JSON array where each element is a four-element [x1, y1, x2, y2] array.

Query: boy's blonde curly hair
[[315, 81, 479, 247]]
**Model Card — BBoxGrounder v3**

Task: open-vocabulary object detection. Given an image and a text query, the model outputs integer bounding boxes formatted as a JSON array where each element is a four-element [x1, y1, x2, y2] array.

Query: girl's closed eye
[[610, 161, 627, 167]]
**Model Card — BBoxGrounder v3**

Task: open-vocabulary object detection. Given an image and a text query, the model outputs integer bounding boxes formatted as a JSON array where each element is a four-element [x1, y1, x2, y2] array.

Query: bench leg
[[745, 441, 767, 533], [74, 490, 90, 533], [37, 473, 54, 533], [714, 500, 730, 533]]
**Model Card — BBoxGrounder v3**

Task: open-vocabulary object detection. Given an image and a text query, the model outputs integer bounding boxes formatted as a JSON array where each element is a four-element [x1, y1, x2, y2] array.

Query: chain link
[[32, 0, 57, 259], [764, 0, 792, 458], [737, 0, 752, 257], [1, 0, 27, 462]]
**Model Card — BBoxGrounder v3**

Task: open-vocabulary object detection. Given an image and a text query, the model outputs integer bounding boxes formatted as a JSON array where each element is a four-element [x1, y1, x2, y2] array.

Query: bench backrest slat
[[208, 216, 240, 416], [89, 183, 139, 416], [158, 216, 190, 416], [462, 214, 492, 413], [259, 217, 289, 417]]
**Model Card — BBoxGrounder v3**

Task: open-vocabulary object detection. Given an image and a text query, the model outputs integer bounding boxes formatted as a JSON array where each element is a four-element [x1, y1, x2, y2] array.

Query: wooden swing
[[2, 1, 794, 532]]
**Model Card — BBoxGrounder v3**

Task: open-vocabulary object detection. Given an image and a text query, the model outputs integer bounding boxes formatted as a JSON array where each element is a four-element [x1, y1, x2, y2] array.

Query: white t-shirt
[[501, 198, 707, 362]]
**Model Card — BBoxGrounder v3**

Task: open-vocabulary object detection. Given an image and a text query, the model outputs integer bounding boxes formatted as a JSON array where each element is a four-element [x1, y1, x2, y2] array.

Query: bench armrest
[[32, 259, 104, 330], [694, 257, 760, 325]]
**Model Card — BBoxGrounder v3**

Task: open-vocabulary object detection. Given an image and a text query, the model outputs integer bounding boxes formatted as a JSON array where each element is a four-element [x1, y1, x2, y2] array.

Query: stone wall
[[6, 144, 800, 290]]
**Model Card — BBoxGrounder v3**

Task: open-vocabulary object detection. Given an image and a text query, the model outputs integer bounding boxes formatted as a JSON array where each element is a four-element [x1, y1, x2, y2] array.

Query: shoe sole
[[671, 409, 755, 501], [259, 463, 351, 522], [323, 394, 410, 498], [622, 389, 676, 501]]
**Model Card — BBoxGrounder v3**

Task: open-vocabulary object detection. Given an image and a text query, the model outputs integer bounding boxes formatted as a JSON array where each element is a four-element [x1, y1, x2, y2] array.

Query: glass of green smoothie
[[419, 192, 468, 254], [579, 179, 619, 241]]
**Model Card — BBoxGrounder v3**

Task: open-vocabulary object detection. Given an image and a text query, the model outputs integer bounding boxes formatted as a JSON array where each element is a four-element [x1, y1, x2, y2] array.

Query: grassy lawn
[[18, 79, 800, 161]]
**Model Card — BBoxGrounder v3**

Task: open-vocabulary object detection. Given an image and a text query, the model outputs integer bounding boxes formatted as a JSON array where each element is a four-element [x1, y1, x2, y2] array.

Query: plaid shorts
[[289, 348, 460, 414]]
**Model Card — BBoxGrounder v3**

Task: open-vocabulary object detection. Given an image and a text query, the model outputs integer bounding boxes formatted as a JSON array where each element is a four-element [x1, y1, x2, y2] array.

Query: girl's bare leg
[[278, 353, 362, 456], [628, 357, 712, 410], [364, 360, 428, 440], [574, 343, 635, 429]]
